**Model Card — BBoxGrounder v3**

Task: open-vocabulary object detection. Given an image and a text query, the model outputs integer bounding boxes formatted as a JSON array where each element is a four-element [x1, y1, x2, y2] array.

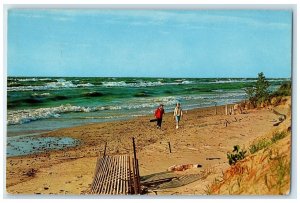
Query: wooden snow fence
[[90, 138, 141, 195]]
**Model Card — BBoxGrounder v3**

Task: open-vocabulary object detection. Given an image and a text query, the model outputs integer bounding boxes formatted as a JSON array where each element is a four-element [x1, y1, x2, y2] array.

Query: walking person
[[154, 104, 165, 129], [173, 103, 183, 129]]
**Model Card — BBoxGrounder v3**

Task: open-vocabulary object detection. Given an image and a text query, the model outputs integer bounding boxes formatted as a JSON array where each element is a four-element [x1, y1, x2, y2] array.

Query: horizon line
[[6, 75, 291, 79]]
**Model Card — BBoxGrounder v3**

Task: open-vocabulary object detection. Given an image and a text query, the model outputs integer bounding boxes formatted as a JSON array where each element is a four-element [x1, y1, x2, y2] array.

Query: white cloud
[[9, 9, 291, 30]]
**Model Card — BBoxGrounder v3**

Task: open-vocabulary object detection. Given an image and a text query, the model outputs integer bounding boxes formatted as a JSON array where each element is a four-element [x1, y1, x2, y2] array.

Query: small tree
[[245, 72, 270, 106], [255, 72, 270, 104]]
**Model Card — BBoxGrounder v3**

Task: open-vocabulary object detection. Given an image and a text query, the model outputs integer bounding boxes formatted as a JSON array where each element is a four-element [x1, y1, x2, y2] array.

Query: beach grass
[[249, 131, 287, 154]]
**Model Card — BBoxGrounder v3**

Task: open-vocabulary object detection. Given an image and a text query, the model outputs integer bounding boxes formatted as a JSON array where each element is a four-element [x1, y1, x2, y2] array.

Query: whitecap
[[7, 80, 94, 91]]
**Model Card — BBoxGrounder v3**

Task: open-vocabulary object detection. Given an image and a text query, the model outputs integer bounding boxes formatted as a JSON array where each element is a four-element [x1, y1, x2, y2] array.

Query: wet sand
[[6, 104, 287, 195]]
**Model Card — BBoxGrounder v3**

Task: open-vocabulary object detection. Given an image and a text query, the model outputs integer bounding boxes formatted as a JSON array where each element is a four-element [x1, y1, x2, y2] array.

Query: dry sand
[[6, 103, 289, 195]]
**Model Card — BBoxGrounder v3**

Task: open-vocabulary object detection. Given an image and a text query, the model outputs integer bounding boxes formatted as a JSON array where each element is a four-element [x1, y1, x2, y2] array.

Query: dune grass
[[249, 131, 287, 154], [206, 130, 290, 195]]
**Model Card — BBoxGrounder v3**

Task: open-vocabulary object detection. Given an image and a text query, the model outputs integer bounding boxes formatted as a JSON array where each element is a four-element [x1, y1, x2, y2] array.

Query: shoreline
[[6, 101, 243, 136], [6, 102, 237, 158], [6, 99, 290, 194]]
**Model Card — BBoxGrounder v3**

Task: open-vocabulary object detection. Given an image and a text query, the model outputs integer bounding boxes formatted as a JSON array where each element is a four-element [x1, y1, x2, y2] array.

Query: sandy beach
[[6, 99, 291, 195], [5, 8, 293, 197]]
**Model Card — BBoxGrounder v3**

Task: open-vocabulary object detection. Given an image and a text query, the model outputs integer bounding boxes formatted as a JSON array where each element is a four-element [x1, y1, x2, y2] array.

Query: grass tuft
[[249, 139, 271, 154], [249, 131, 287, 154], [271, 131, 287, 143]]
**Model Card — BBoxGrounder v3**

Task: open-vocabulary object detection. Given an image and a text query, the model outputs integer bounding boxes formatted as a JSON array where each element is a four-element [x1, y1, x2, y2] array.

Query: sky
[[7, 9, 292, 78]]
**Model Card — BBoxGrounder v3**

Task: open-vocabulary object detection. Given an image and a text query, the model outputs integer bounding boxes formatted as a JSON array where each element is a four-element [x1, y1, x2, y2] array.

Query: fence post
[[103, 142, 107, 157], [132, 137, 141, 194]]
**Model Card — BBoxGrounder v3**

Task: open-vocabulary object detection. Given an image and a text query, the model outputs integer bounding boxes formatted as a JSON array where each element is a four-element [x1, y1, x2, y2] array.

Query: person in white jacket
[[173, 103, 183, 129]]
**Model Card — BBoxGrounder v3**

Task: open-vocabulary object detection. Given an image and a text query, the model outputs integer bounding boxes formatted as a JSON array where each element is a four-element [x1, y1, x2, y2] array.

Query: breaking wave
[[7, 90, 246, 126], [8, 79, 94, 91], [101, 80, 195, 87]]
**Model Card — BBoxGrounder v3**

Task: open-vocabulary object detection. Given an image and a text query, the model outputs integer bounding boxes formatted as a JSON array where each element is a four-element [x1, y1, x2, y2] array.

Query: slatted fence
[[90, 138, 141, 195]]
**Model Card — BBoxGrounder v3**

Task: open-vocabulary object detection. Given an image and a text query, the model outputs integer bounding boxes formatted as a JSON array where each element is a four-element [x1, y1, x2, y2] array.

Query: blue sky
[[8, 9, 292, 78]]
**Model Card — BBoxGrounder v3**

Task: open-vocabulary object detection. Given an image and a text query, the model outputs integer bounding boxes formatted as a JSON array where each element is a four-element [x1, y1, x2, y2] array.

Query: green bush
[[227, 145, 247, 165]]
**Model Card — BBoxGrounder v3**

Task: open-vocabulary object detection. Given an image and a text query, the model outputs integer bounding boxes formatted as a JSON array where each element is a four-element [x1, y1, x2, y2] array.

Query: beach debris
[[24, 168, 37, 177], [273, 114, 286, 126], [187, 147, 198, 151], [224, 119, 230, 127], [141, 172, 201, 191], [167, 164, 202, 172], [158, 174, 201, 189], [206, 158, 221, 160], [141, 177, 174, 188], [168, 142, 172, 153], [279, 115, 286, 122]]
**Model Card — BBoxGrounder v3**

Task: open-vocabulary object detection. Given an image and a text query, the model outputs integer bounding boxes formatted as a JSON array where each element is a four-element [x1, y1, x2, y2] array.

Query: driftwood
[[206, 157, 221, 160], [272, 110, 287, 127]]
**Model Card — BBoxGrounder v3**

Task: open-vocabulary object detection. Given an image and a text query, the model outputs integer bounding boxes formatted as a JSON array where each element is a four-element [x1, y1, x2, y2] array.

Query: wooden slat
[[90, 157, 99, 193], [99, 156, 113, 194], [96, 156, 108, 193], [112, 156, 119, 194], [92, 157, 103, 192], [115, 155, 122, 194], [115, 156, 120, 195], [136, 159, 141, 194], [123, 155, 128, 194], [118, 155, 123, 194], [122, 155, 126, 194], [132, 157, 138, 194], [121, 155, 126, 194], [110, 156, 118, 194], [127, 155, 132, 194], [92, 157, 102, 192], [113, 156, 119, 194], [92, 156, 106, 193], [104, 156, 115, 194], [94, 156, 106, 193], [95, 156, 107, 191]]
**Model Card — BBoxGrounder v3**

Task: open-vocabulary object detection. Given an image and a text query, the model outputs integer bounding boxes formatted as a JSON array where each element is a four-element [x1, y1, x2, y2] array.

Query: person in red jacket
[[154, 104, 165, 129]]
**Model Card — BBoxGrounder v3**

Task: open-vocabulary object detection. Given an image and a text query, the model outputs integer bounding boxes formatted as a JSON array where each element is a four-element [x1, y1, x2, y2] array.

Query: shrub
[[227, 145, 247, 165]]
